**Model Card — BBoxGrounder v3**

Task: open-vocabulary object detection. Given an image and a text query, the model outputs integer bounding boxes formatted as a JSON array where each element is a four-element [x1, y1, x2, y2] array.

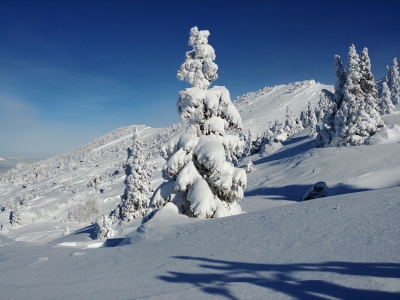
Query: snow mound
[[366, 124, 400, 144]]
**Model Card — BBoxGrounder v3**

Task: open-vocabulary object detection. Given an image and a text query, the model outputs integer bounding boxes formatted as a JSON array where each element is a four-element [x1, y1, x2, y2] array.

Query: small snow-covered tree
[[245, 158, 254, 173], [284, 105, 303, 136], [301, 101, 317, 129], [331, 44, 383, 146], [176, 26, 218, 90], [94, 214, 112, 239], [62, 225, 70, 236], [116, 129, 154, 222], [147, 27, 246, 219], [0, 222, 9, 233], [380, 82, 395, 114], [9, 205, 22, 228], [315, 89, 334, 122]]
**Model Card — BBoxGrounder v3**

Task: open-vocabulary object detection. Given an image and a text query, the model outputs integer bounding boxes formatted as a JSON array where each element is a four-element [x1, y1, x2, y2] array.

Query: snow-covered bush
[[380, 82, 395, 115], [147, 27, 246, 220], [114, 129, 154, 223], [66, 200, 101, 223]]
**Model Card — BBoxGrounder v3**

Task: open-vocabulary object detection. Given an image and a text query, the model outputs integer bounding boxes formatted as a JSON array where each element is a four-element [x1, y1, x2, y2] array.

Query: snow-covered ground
[[0, 80, 399, 299]]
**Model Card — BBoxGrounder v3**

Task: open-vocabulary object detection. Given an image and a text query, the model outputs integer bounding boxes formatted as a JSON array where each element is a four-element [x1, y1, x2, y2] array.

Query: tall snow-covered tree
[[388, 58, 400, 105], [359, 47, 379, 109], [331, 44, 383, 146], [380, 82, 395, 114], [147, 27, 246, 219], [316, 55, 347, 147], [116, 129, 154, 222], [176, 26, 218, 90]]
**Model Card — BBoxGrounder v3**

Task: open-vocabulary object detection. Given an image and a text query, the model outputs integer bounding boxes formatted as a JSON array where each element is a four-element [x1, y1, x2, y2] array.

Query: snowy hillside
[[1, 80, 400, 299]]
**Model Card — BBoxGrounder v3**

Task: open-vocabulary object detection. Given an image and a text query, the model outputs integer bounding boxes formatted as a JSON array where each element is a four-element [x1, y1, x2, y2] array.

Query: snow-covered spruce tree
[[316, 55, 347, 147], [315, 89, 334, 122], [388, 58, 400, 105], [380, 82, 395, 114], [116, 129, 154, 222], [330, 44, 383, 146], [245, 158, 254, 173], [9, 205, 22, 228], [301, 101, 317, 129], [147, 27, 246, 219], [359, 47, 379, 108], [94, 214, 112, 239], [284, 105, 303, 137]]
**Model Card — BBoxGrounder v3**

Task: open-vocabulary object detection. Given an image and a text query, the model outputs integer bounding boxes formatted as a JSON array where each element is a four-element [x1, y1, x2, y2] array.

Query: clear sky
[[0, 0, 399, 154]]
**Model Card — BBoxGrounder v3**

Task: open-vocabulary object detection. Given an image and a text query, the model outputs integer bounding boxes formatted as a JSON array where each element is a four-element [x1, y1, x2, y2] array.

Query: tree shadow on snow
[[158, 256, 400, 299], [253, 137, 314, 166], [73, 224, 97, 240], [245, 183, 371, 202]]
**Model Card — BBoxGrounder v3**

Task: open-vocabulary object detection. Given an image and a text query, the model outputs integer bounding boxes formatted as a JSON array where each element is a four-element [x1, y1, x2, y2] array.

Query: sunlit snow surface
[[0, 81, 400, 299]]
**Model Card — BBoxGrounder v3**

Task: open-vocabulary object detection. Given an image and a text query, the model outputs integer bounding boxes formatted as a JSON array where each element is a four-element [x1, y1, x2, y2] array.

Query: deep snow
[[0, 80, 400, 299]]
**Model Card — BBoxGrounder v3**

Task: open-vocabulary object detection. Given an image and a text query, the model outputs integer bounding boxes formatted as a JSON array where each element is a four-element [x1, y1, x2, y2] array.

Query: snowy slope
[[234, 80, 332, 134], [1, 80, 400, 298], [0, 187, 399, 299]]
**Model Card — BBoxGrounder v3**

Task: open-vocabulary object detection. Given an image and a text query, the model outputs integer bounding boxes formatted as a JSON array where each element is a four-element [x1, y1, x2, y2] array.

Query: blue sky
[[1, 0, 399, 154]]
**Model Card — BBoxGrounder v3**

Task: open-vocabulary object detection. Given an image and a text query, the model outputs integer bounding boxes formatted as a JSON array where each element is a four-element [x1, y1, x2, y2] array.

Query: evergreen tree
[[315, 89, 334, 122], [380, 82, 395, 114], [284, 105, 303, 136], [331, 44, 383, 146], [389, 58, 400, 105], [9, 205, 22, 228], [94, 214, 112, 239], [176, 26, 218, 90], [359, 47, 379, 109], [245, 158, 254, 173], [149, 27, 246, 219], [302, 101, 317, 129], [316, 55, 347, 147], [117, 129, 154, 222]]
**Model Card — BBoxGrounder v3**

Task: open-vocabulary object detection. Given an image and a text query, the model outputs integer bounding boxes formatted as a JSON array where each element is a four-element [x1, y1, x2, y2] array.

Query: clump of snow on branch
[[176, 26, 218, 90]]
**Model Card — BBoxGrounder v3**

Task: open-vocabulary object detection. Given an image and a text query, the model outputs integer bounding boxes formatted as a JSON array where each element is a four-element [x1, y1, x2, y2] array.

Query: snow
[[0, 81, 400, 298]]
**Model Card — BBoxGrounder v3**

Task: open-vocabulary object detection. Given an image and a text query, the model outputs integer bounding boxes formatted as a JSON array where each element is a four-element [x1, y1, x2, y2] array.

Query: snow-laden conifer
[[176, 26, 218, 90], [9, 205, 22, 228], [94, 214, 112, 239], [380, 82, 395, 115], [316, 55, 347, 147], [301, 101, 317, 129], [147, 27, 246, 219], [245, 158, 254, 173], [360, 47, 380, 110], [331, 45, 383, 146], [284, 105, 303, 137], [388, 58, 400, 105], [116, 129, 154, 222], [315, 89, 334, 122]]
